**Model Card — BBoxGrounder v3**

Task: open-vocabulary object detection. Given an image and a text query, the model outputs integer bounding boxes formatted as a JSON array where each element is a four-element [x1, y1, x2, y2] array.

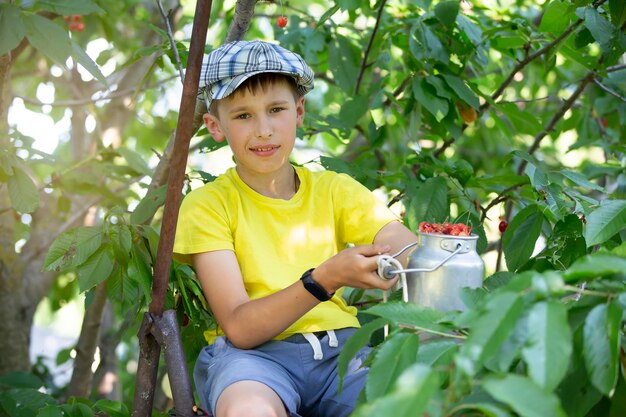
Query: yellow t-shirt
[[173, 166, 399, 343]]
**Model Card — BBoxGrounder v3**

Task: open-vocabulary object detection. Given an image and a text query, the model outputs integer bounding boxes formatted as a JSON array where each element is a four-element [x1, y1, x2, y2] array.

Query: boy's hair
[[199, 40, 314, 110], [208, 72, 300, 117]]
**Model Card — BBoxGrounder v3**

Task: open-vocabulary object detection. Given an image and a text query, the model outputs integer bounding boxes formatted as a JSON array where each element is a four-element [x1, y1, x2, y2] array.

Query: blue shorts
[[193, 328, 371, 417]]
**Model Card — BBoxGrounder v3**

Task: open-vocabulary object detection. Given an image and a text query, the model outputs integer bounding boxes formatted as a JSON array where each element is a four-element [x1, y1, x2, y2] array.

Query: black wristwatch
[[300, 268, 334, 302]]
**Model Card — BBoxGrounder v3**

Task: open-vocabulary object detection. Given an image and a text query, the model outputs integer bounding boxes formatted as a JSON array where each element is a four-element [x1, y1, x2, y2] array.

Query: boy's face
[[204, 79, 305, 181]]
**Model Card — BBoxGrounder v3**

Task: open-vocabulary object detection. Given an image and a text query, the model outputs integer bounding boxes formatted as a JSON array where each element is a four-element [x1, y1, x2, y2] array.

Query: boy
[[173, 40, 417, 417]]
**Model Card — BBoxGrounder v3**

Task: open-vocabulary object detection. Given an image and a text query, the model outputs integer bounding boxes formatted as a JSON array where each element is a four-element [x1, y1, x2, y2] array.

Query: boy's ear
[[203, 113, 226, 143], [295, 96, 305, 128]]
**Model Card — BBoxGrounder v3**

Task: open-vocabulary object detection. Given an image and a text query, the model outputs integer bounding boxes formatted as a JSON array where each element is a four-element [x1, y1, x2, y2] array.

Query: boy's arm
[[193, 242, 397, 349], [372, 220, 419, 267]]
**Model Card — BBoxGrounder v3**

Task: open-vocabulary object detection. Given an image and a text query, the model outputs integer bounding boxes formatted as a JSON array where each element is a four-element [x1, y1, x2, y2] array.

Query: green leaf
[[498, 103, 542, 136], [62, 402, 93, 417], [510, 151, 548, 189], [328, 35, 359, 93], [0, 372, 44, 390], [319, 155, 353, 175], [410, 21, 449, 64], [366, 301, 452, 333], [457, 292, 524, 377], [442, 74, 479, 109], [584, 199, 626, 247], [76, 246, 115, 292], [93, 399, 129, 417], [483, 374, 567, 417], [485, 307, 529, 372], [366, 333, 420, 400], [583, 302, 621, 396], [484, 271, 515, 291], [0, 388, 56, 417], [22, 13, 72, 67], [337, 318, 388, 391], [426, 76, 452, 99], [434, 1, 459, 26], [128, 245, 153, 301], [117, 147, 152, 176], [560, 170, 605, 192], [317, 4, 340, 26], [109, 224, 132, 267], [72, 42, 107, 86], [131, 185, 167, 224], [352, 364, 438, 417], [405, 176, 449, 230], [338, 95, 369, 128], [7, 166, 39, 213], [521, 301, 572, 391], [564, 253, 626, 282], [43, 227, 103, 272], [583, 7, 616, 52], [451, 402, 513, 417], [416, 339, 458, 366], [37, 405, 63, 417], [412, 78, 449, 121], [503, 205, 545, 272], [0, 4, 25, 56], [544, 183, 572, 218], [36, 0, 104, 15], [448, 159, 474, 186], [539, 0, 572, 35], [609, 0, 626, 26], [457, 14, 482, 45]]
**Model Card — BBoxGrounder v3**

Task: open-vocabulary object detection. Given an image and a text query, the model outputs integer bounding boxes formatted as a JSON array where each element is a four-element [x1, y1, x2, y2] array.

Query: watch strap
[[300, 268, 334, 302]]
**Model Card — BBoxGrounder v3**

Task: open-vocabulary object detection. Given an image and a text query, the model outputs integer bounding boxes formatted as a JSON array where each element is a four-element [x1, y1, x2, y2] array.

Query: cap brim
[[206, 69, 309, 106]]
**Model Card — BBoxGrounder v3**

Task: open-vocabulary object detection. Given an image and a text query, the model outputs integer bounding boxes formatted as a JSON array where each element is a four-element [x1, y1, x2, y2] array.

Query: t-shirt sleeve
[[331, 173, 400, 245], [173, 187, 234, 265]]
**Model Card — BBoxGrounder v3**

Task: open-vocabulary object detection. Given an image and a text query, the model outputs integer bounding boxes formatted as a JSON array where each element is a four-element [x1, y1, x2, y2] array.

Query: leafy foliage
[[1, 0, 625, 416], [341, 251, 625, 416]]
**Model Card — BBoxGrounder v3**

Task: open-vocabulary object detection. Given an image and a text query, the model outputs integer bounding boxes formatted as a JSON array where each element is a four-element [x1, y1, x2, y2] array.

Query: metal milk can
[[405, 232, 484, 311]]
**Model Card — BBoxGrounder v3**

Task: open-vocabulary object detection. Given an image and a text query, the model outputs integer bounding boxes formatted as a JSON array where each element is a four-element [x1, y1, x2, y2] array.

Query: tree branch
[[479, 181, 529, 222], [355, 0, 388, 95], [157, 0, 185, 83], [480, 0, 607, 114], [225, 0, 258, 43], [12, 75, 178, 107], [518, 71, 595, 175], [594, 78, 626, 104]]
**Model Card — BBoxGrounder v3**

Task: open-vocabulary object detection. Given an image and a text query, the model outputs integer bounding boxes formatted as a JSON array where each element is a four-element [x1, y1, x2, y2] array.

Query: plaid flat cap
[[199, 40, 315, 108]]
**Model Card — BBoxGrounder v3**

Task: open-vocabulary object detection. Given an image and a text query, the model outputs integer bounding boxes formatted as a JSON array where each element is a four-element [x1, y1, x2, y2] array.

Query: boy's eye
[[235, 113, 250, 120], [270, 107, 286, 113]]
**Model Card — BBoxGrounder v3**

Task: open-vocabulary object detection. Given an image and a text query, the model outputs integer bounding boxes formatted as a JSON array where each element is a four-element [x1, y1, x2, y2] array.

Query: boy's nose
[[255, 116, 273, 139]]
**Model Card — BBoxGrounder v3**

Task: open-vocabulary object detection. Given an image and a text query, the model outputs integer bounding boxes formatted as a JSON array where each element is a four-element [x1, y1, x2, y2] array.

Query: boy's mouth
[[250, 145, 279, 152]]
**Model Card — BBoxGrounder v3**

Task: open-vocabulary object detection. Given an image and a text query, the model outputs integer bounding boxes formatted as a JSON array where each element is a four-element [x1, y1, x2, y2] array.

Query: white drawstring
[[302, 331, 338, 360], [327, 329, 338, 347], [302, 333, 323, 360]]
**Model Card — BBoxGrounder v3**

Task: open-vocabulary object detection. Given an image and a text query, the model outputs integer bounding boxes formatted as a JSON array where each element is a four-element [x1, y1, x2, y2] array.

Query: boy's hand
[[312, 244, 399, 293]]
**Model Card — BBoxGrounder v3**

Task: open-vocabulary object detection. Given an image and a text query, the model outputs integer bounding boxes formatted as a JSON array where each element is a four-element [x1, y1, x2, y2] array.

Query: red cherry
[[182, 313, 189, 327], [73, 15, 83, 21], [277, 15, 288, 28], [498, 220, 508, 233], [600, 118, 608, 128]]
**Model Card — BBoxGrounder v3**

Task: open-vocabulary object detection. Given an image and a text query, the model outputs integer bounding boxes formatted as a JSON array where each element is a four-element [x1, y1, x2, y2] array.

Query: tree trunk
[[66, 283, 108, 398], [0, 189, 30, 373]]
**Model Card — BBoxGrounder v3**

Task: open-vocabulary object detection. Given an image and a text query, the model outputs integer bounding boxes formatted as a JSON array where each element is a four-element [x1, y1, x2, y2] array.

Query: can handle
[[381, 242, 463, 278]]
